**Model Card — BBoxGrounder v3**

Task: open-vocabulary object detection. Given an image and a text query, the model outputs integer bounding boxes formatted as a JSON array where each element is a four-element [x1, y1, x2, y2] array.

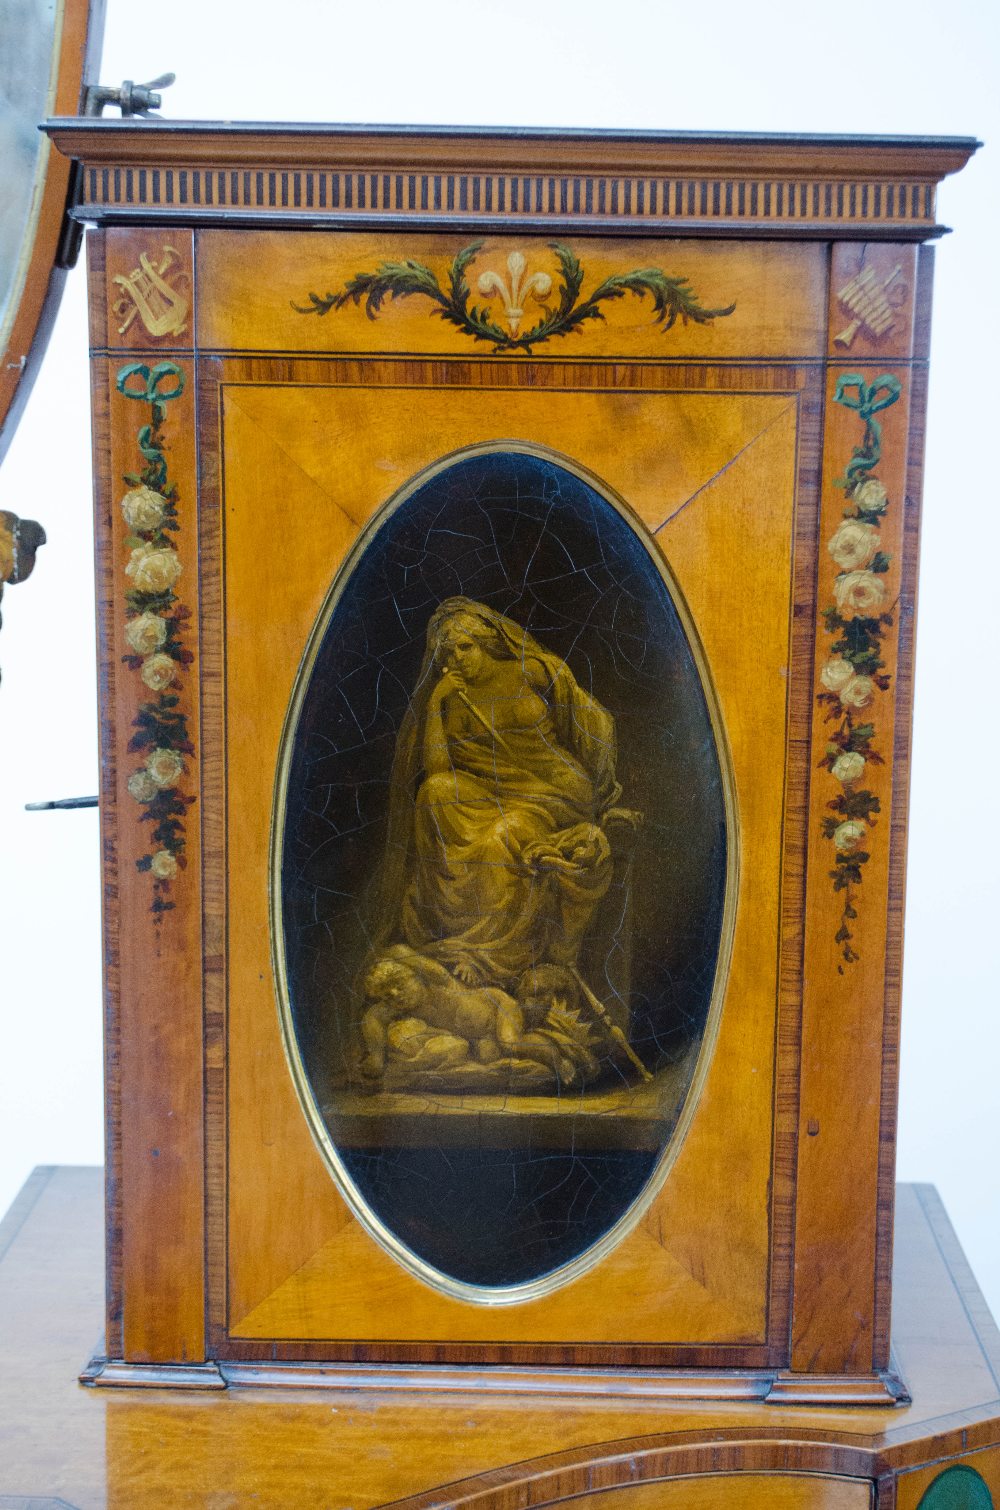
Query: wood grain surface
[[547, 1480, 873, 1510], [790, 247, 927, 1378], [213, 343, 807, 1358], [2, 1174, 999, 1508], [194, 230, 825, 359], [89, 230, 206, 1364]]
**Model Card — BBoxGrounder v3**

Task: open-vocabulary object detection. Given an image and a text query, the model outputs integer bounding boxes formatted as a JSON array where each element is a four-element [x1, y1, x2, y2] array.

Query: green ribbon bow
[[833, 373, 902, 484], [115, 361, 185, 490]]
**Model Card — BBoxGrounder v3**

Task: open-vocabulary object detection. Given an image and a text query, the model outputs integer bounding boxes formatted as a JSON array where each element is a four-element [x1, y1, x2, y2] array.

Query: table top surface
[[1, 1169, 998, 1508]]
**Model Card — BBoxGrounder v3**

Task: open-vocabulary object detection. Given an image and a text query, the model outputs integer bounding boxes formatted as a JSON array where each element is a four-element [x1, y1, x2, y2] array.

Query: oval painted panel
[[274, 444, 735, 1299]]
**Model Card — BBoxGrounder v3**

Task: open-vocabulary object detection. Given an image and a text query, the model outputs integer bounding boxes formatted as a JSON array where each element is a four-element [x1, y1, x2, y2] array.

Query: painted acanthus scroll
[[816, 372, 901, 969], [116, 360, 194, 918], [292, 241, 735, 354]]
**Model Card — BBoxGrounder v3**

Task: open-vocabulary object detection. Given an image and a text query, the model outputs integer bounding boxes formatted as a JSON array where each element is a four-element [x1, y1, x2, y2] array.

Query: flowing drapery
[[372, 599, 620, 987]]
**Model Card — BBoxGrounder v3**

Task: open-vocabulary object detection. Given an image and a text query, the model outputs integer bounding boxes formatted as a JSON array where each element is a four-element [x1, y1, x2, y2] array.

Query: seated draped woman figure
[[359, 597, 634, 1088]]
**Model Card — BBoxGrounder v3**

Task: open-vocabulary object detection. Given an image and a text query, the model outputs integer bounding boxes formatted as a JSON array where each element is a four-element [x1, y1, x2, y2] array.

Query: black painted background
[[279, 448, 727, 1287]]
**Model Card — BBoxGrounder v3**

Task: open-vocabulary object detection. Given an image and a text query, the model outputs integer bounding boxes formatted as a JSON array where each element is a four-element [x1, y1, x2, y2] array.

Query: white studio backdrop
[[0, 0, 997, 1318]]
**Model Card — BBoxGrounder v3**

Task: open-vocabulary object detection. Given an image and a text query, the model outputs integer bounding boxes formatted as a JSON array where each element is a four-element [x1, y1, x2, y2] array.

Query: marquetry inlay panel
[[78, 163, 940, 237]]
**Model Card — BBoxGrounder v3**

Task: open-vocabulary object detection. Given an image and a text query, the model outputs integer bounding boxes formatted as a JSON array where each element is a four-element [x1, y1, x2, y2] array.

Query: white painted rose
[[146, 746, 184, 788], [832, 751, 866, 783], [853, 478, 888, 514], [834, 819, 867, 853], [127, 769, 159, 804], [150, 849, 178, 880], [820, 656, 855, 694], [120, 485, 167, 533], [829, 519, 880, 571], [834, 569, 886, 617], [140, 652, 177, 692], [126, 543, 182, 595], [124, 611, 167, 656], [841, 675, 876, 710]]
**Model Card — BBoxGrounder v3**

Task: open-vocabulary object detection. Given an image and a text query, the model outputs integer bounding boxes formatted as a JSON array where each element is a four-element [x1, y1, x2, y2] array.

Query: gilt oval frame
[[269, 438, 740, 1307]]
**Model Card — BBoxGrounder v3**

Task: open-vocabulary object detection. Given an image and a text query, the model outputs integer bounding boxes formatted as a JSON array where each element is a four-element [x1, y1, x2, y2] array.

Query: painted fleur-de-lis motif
[[476, 251, 553, 337], [294, 240, 736, 354]]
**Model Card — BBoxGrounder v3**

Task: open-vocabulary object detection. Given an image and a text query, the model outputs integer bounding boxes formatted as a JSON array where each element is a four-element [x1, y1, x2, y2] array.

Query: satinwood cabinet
[[43, 121, 985, 1472]]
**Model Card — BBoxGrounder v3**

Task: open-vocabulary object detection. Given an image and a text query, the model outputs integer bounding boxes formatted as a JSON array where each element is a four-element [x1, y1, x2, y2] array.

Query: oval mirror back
[[0, 0, 102, 463]]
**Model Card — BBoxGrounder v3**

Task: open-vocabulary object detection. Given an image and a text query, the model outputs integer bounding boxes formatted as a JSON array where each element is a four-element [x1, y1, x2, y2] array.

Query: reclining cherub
[[359, 945, 578, 1084]]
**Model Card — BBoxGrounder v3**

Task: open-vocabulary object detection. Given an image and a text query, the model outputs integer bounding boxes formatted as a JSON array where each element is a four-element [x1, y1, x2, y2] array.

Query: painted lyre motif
[[112, 245, 190, 339]]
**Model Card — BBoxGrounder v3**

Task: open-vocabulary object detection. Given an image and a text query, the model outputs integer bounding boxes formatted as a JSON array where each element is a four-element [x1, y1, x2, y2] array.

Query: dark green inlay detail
[[915, 1464, 995, 1510]]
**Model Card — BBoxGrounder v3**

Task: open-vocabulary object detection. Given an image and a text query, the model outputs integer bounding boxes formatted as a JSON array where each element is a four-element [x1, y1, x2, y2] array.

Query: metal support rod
[[25, 795, 99, 810]]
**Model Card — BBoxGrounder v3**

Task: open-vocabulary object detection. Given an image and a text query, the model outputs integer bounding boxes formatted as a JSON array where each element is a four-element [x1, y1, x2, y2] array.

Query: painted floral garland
[[116, 360, 194, 917], [817, 373, 902, 969]]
